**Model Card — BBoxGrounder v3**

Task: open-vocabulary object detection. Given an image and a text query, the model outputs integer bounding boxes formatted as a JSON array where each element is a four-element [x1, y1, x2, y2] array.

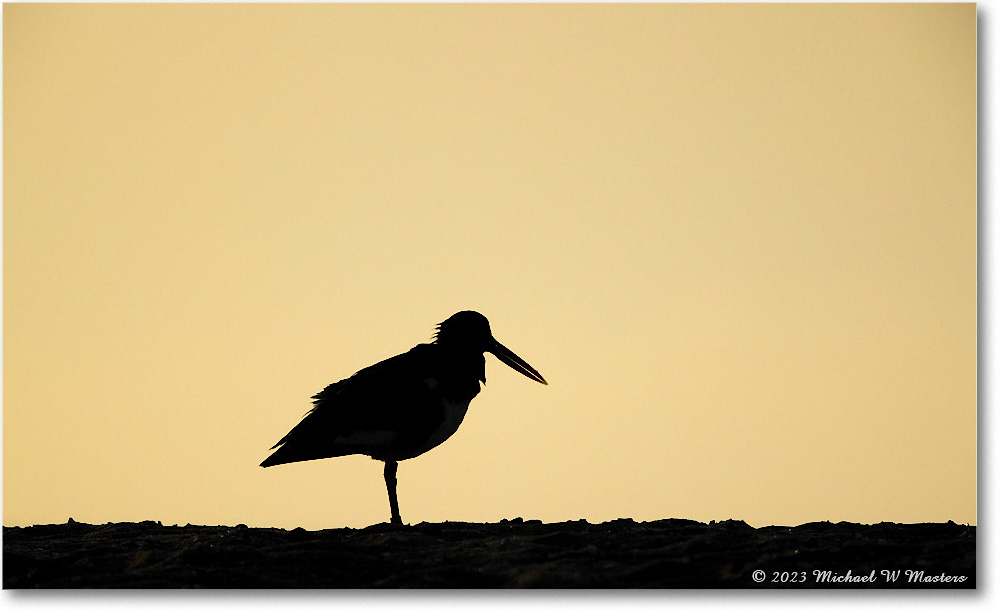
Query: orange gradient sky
[[3, 3, 976, 530]]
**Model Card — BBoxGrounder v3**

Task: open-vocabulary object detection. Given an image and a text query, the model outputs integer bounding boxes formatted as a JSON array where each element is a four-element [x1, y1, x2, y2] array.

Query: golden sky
[[3, 3, 976, 530]]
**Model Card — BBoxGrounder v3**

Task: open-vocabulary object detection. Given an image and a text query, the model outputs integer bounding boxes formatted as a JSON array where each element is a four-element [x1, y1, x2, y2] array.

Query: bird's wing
[[260, 344, 445, 466]]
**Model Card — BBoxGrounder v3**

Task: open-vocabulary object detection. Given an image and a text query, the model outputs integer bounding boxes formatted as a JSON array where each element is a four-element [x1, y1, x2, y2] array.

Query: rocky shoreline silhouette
[[3, 518, 975, 588]]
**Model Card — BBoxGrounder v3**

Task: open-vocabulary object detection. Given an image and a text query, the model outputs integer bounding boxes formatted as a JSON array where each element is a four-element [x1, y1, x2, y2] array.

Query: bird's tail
[[260, 445, 296, 468], [259, 438, 355, 468], [259, 452, 284, 468]]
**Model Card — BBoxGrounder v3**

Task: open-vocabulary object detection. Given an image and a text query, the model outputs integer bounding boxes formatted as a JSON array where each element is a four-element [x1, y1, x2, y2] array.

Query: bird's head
[[434, 311, 547, 385]]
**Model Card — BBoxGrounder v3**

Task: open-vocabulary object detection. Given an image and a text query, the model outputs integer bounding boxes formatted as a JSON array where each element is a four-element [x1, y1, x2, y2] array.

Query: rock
[[1, 519, 975, 588]]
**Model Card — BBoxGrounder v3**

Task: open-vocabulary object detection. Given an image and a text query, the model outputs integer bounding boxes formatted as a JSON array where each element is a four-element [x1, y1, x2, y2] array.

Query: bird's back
[[260, 343, 485, 467]]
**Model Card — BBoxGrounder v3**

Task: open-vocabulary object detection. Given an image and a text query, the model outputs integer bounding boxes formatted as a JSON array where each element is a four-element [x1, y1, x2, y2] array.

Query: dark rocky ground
[[3, 518, 975, 588]]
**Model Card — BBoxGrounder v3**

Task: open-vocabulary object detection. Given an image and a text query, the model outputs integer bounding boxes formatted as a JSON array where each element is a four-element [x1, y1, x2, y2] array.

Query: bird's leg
[[384, 460, 402, 526]]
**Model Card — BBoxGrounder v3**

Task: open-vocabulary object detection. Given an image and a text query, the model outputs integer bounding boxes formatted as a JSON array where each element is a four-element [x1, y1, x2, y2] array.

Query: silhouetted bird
[[260, 311, 547, 525]]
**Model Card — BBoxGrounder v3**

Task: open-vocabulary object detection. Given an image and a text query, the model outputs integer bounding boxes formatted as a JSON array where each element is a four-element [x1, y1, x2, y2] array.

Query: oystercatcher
[[260, 311, 547, 525]]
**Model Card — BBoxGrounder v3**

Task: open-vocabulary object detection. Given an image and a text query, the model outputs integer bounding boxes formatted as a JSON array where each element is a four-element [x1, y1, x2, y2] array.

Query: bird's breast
[[374, 373, 478, 461], [420, 396, 472, 454]]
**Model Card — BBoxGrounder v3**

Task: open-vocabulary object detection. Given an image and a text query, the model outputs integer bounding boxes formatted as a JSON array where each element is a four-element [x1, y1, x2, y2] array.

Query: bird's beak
[[489, 339, 548, 385]]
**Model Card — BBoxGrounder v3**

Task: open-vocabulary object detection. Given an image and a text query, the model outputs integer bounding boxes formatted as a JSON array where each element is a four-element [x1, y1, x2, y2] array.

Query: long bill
[[489, 339, 548, 385]]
